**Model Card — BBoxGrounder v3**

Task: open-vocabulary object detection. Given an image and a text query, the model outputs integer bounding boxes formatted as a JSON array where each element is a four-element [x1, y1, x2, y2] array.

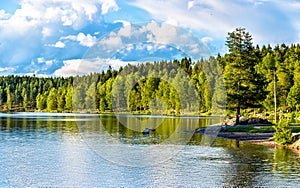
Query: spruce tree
[[47, 88, 57, 112], [224, 28, 266, 124]]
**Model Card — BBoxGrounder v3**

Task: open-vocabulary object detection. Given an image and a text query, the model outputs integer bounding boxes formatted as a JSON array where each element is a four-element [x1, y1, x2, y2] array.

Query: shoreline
[[216, 132, 274, 141], [0, 111, 222, 118], [214, 132, 300, 155]]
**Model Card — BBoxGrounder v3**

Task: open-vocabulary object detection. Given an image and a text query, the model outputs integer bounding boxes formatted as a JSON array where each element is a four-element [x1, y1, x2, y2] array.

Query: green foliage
[[6, 89, 12, 110], [287, 61, 300, 111], [1, 34, 300, 116], [36, 93, 47, 110], [273, 120, 294, 146], [65, 87, 72, 111], [223, 28, 266, 124], [47, 88, 57, 112]]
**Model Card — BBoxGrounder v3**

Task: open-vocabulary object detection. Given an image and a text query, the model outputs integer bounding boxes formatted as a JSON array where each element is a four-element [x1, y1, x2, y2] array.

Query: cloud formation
[[1, 0, 300, 76], [54, 58, 138, 77], [88, 22, 210, 60], [0, 0, 119, 75], [130, 0, 299, 44], [61, 32, 97, 47]]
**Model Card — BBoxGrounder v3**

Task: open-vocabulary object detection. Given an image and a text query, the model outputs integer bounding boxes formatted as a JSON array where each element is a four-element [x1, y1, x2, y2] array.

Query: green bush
[[273, 120, 294, 146], [290, 111, 296, 119]]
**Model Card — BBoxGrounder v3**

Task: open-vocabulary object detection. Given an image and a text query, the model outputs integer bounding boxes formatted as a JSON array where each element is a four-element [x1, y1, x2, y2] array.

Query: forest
[[0, 57, 220, 115], [1, 28, 300, 120]]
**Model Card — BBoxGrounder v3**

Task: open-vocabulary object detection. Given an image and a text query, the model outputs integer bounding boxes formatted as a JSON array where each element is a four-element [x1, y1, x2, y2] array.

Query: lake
[[0, 113, 299, 187]]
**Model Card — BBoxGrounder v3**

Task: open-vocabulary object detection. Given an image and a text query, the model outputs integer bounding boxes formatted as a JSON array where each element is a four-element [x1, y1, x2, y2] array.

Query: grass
[[221, 124, 300, 133]]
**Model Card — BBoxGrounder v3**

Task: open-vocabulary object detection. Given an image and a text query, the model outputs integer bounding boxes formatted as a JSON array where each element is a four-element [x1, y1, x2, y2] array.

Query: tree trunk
[[236, 107, 240, 125], [274, 69, 277, 123]]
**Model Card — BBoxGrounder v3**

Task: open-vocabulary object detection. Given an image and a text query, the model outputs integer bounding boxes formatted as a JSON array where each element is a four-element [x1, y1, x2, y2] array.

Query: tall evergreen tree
[[6, 89, 12, 110], [287, 60, 300, 111], [224, 28, 266, 124], [36, 93, 47, 110], [47, 88, 57, 112], [65, 87, 73, 111]]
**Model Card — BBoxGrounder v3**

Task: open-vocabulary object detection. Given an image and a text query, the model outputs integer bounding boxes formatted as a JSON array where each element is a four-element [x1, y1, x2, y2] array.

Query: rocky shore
[[224, 116, 273, 126], [198, 128, 300, 149], [216, 132, 274, 141]]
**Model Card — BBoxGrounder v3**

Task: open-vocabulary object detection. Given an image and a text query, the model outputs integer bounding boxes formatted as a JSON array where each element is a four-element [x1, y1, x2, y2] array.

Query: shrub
[[273, 120, 294, 146]]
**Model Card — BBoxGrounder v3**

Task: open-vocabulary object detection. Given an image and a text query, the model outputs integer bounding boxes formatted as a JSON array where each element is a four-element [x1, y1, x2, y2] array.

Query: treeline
[[0, 57, 222, 114], [1, 42, 300, 116], [0, 75, 73, 112], [218, 43, 300, 114]]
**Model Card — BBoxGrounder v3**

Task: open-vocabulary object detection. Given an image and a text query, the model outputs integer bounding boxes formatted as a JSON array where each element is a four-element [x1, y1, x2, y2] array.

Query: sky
[[0, 0, 300, 76]]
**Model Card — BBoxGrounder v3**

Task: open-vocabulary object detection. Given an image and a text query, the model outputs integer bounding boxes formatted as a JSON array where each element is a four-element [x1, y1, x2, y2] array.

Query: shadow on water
[[0, 113, 222, 145], [1, 113, 300, 187], [0, 115, 79, 135], [207, 138, 300, 187]]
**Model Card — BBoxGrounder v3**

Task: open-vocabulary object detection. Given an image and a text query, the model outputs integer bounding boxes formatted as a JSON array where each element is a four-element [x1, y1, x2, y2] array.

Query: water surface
[[0, 113, 299, 187]]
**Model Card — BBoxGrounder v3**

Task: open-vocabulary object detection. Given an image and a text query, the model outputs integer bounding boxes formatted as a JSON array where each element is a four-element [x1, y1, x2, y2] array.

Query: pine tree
[[36, 93, 47, 110], [0, 86, 3, 106], [57, 88, 66, 112], [65, 87, 73, 111], [85, 83, 96, 111], [224, 28, 266, 124], [47, 88, 57, 112], [287, 60, 300, 111], [23, 92, 28, 110], [6, 89, 12, 110]]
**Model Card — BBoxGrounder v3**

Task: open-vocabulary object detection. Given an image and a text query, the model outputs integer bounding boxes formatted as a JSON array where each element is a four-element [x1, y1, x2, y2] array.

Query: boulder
[[290, 139, 300, 150], [224, 117, 273, 126]]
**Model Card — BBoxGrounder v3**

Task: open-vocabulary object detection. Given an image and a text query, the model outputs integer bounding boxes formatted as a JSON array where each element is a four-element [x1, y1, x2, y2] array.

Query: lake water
[[0, 113, 299, 187]]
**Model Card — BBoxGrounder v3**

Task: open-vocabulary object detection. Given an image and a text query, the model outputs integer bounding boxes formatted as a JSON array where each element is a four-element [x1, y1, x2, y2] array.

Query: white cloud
[[201, 37, 213, 43], [98, 34, 123, 52], [187, 0, 194, 10], [61, 32, 97, 47], [0, 0, 120, 74], [0, 67, 15, 72], [99, 0, 119, 14], [54, 58, 135, 77], [0, 10, 10, 19], [45, 60, 54, 66], [42, 27, 52, 38], [129, 0, 299, 44], [55, 41, 66, 48], [0, 0, 119, 35], [46, 41, 66, 48], [130, 0, 224, 33], [94, 21, 210, 59], [54, 59, 81, 76], [113, 20, 131, 27], [37, 57, 44, 63], [77, 33, 97, 47]]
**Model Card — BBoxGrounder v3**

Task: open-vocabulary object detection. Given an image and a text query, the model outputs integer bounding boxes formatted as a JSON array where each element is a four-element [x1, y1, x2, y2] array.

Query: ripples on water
[[0, 113, 299, 187]]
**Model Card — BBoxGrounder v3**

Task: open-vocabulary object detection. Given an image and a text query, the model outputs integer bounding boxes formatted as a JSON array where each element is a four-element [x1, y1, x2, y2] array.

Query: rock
[[224, 117, 273, 126], [290, 139, 300, 150], [142, 128, 156, 134], [290, 134, 300, 150]]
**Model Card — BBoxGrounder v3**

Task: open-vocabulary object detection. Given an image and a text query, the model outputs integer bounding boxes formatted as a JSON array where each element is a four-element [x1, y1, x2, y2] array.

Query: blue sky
[[0, 0, 299, 76]]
